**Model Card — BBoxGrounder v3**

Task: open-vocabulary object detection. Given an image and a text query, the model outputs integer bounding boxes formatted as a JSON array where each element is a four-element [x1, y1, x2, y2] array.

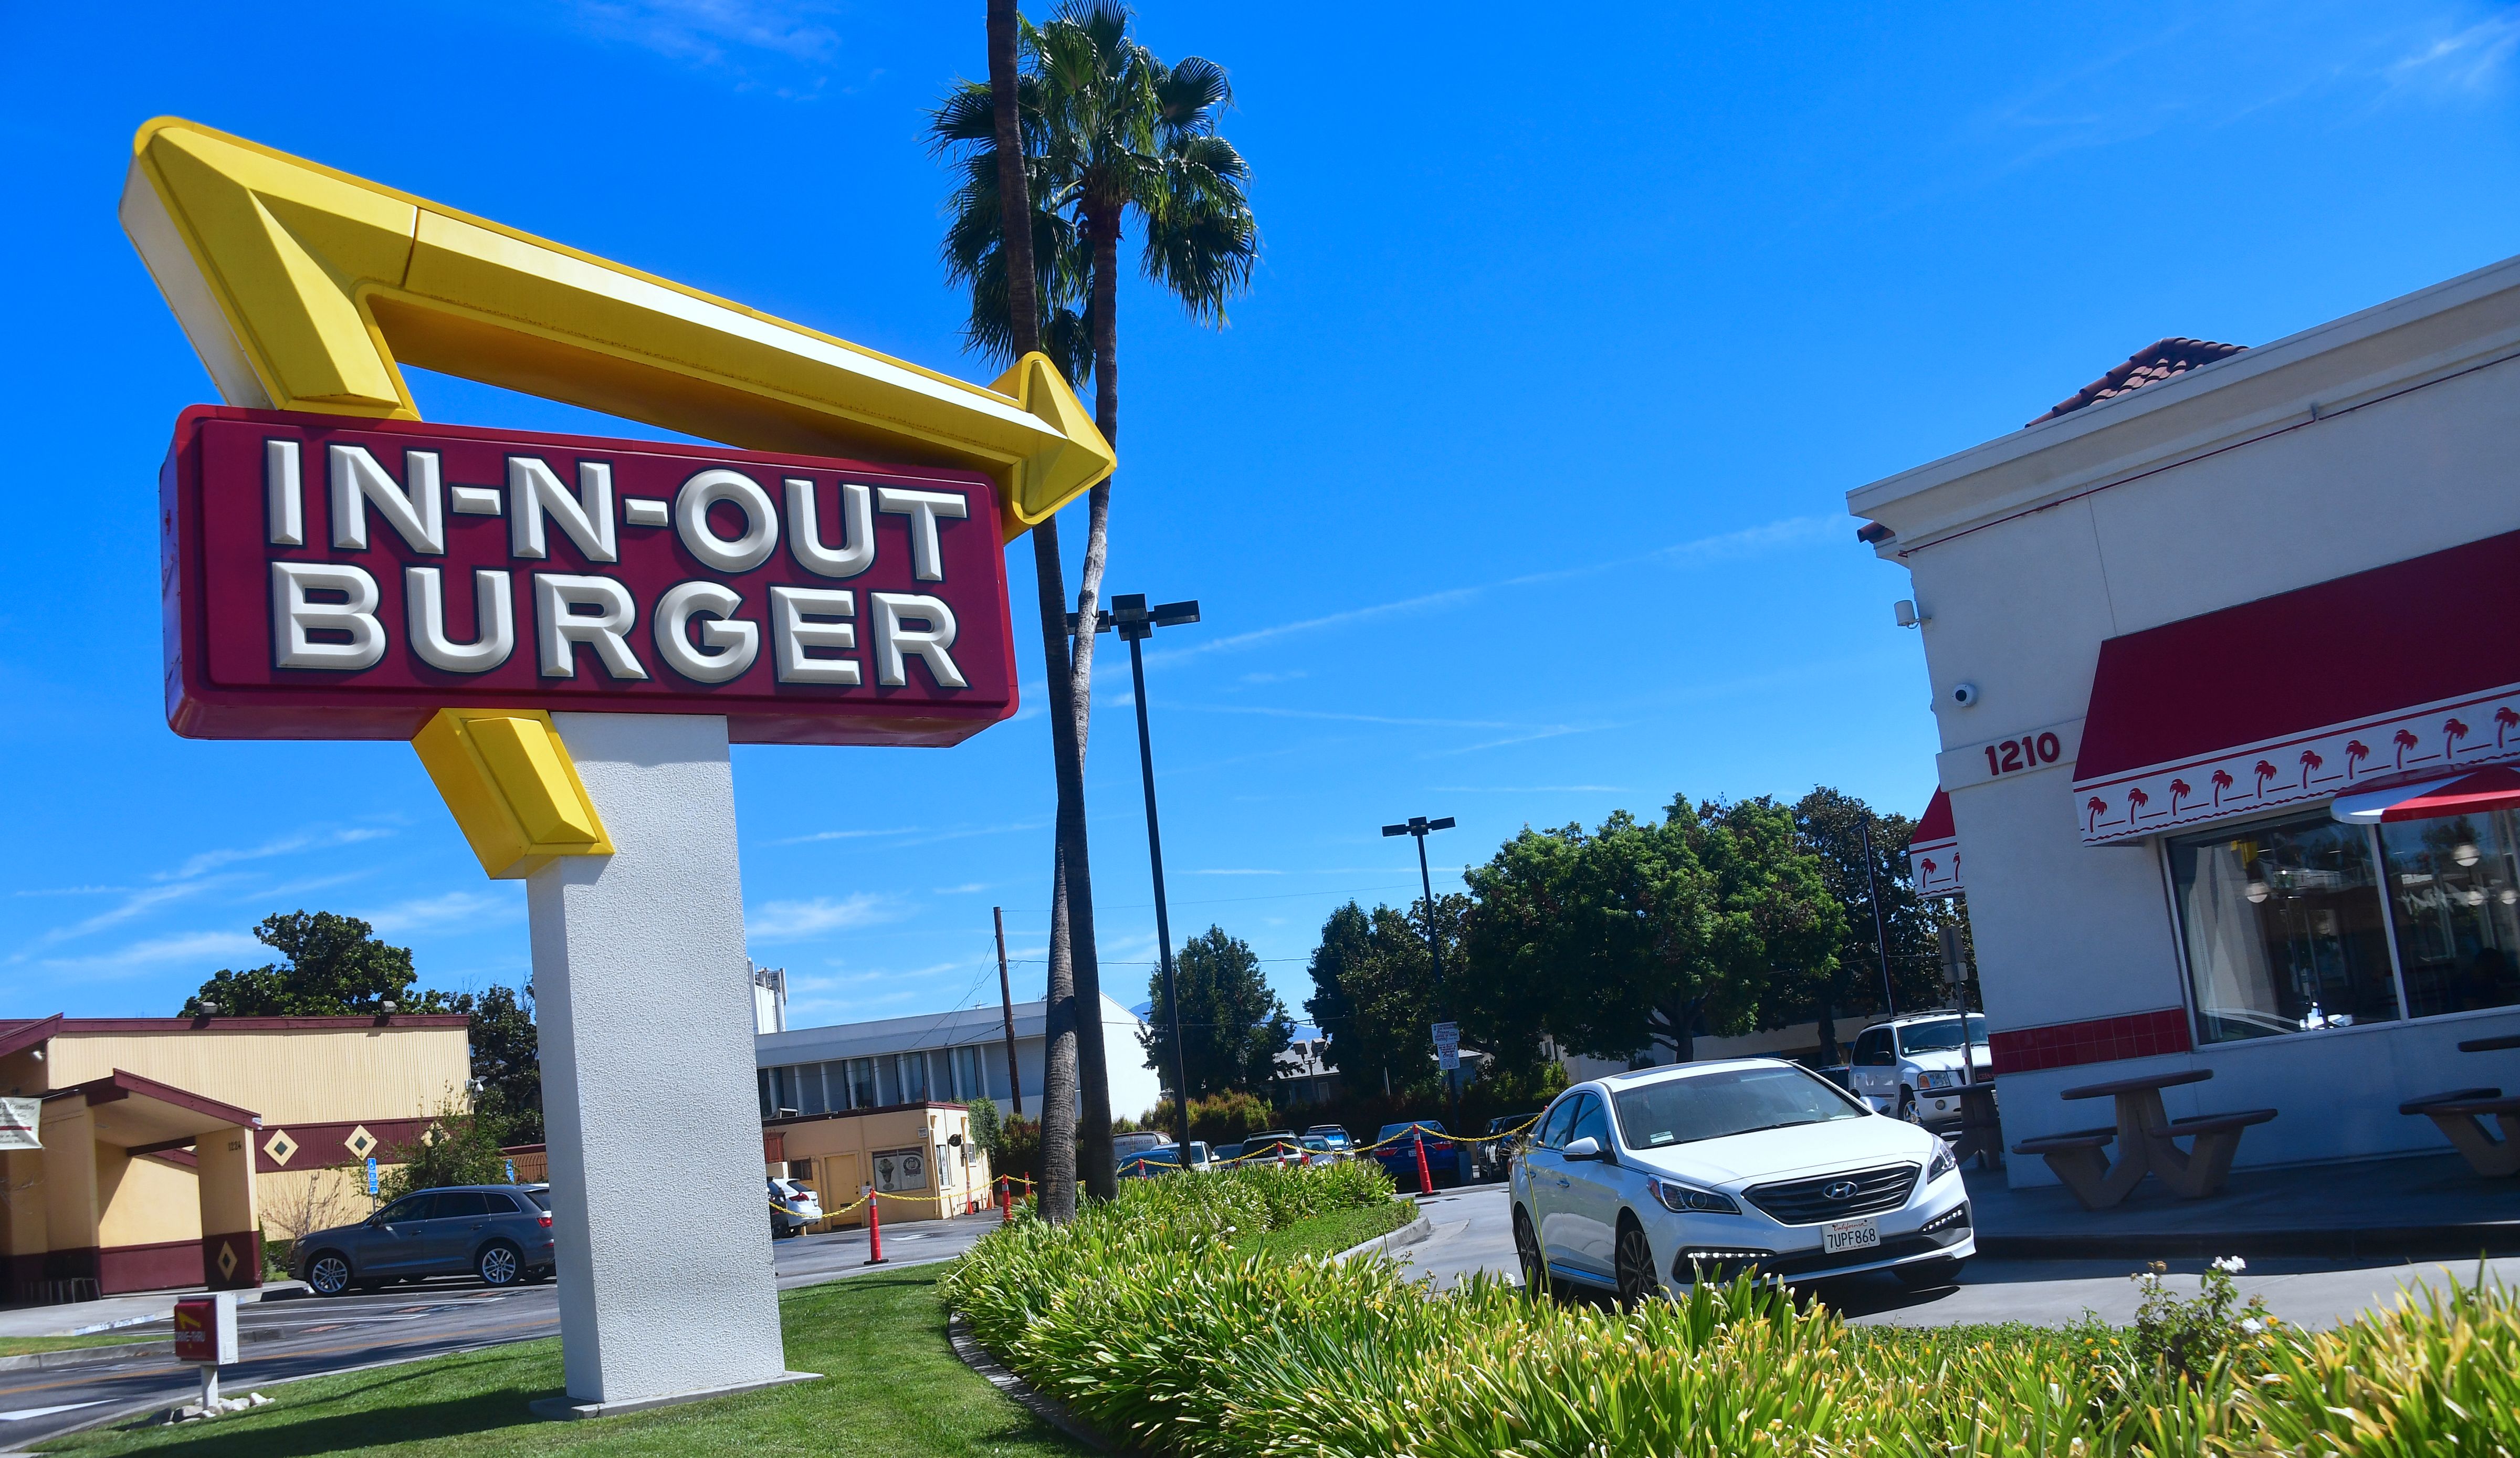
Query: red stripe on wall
[[1988, 1008, 2192, 1075]]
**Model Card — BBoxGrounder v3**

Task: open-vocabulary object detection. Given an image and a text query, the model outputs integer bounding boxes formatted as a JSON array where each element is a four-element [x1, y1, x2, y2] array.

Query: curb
[[0, 1324, 284, 1373], [1977, 1223, 2520, 1262], [1332, 1210, 1433, 1264], [946, 1314, 1133, 1455]]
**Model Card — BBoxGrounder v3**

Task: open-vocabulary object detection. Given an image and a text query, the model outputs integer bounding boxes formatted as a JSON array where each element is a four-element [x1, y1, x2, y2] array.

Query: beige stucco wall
[[766, 1105, 987, 1226], [96, 1149, 202, 1249], [43, 1025, 471, 1125]]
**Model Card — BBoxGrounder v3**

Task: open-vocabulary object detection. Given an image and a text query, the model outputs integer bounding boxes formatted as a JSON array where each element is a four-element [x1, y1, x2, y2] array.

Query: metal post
[[994, 907, 1023, 1119], [1126, 631, 1194, 1159], [1859, 819, 1897, 1019], [1412, 831, 1461, 1145]]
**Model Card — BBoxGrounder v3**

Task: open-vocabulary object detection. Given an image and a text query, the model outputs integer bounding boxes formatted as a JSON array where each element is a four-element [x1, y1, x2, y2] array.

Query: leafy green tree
[[182, 911, 426, 1017], [1304, 898, 1466, 1097], [1460, 796, 1844, 1063], [1142, 926, 1294, 1098], [964, 1092, 1004, 1163], [376, 1098, 509, 1201], [457, 984, 541, 1145], [1784, 786, 1968, 1062]]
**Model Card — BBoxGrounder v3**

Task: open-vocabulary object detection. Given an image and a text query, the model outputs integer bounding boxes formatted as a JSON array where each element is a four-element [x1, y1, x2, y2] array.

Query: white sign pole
[[529, 712, 804, 1414]]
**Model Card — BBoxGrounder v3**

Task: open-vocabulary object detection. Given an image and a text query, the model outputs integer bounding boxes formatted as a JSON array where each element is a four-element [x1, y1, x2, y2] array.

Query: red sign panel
[[160, 407, 1019, 746], [172, 1296, 218, 1363]]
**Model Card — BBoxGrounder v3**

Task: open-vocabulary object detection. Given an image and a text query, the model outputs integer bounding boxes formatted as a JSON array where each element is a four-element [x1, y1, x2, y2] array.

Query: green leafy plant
[[376, 1097, 511, 1202]]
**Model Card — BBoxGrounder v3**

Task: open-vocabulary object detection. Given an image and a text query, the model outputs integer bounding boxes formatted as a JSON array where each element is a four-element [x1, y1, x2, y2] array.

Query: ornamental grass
[[940, 1163, 2520, 1457]]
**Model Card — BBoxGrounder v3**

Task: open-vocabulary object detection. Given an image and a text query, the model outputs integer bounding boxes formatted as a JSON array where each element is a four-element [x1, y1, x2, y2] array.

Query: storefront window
[[2378, 810, 2520, 1017], [2168, 812, 2400, 1043]]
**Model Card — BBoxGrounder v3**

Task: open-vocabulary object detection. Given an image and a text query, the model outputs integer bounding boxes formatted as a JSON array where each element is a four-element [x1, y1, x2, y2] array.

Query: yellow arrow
[[118, 117, 1111, 538]]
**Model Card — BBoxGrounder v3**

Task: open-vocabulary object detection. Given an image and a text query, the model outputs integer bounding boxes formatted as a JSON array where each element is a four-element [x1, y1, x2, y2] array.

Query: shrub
[[942, 1178, 2520, 1458]]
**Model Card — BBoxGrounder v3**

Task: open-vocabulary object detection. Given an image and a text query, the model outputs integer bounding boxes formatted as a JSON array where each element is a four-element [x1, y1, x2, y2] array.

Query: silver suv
[[293, 1184, 557, 1295]]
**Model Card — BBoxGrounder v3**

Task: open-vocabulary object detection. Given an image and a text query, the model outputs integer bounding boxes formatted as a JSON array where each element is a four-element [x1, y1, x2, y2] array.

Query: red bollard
[[1413, 1129, 1434, 1196], [864, 1190, 888, 1265], [999, 1177, 1013, 1224]]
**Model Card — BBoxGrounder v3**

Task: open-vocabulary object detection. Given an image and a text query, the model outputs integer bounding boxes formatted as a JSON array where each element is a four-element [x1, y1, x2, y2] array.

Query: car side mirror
[[1562, 1136, 1603, 1160]]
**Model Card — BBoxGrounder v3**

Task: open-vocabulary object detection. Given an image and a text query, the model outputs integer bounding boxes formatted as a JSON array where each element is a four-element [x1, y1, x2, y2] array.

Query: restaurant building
[[1851, 256, 2520, 1184]]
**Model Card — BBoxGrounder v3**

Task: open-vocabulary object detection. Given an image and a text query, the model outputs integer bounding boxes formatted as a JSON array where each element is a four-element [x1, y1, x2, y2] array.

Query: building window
[[953, 1045, 984, 1103], [797, 1063, 828, 1116], [848, 1057, 879, 1109], [2378, 808, 2520, 1017], [757, 1067, 773, 1119], [820, 1061, 850, 1110], [2169, 811, 2400, 1044], [899, 1051, 929, 1103]]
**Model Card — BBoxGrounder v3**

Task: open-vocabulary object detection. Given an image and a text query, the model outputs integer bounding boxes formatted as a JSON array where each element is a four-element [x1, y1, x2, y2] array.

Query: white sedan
[[1509, 1058, 1971, 1306]]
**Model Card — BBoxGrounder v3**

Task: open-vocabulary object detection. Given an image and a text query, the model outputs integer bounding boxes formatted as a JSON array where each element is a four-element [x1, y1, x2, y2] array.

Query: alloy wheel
[[1615, 1223, 1658, 1308], [478, 1244, 520, 1286], [309, 1254, 350, 1296]]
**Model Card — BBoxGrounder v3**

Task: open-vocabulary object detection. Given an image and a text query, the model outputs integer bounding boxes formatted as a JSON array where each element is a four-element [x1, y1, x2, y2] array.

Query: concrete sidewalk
[[1966, 1150, 2519, 1259]]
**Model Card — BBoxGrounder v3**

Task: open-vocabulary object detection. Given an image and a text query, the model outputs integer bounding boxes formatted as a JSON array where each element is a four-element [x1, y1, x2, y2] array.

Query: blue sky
[[6, 2, 2519, 1043]]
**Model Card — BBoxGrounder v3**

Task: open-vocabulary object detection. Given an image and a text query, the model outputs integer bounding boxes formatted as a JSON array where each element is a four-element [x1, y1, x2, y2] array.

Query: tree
[[932, 3, 1257, 1212], [1784, 787, 1962, 1062], [182, 911, 425, 1016], [377, 1098, 509, 1202], [1460, 797, 1844, 1064], [456, 983, 541, 1146], [1304, 898, 1462, 1097], [1141, 926, 1293, 1098]]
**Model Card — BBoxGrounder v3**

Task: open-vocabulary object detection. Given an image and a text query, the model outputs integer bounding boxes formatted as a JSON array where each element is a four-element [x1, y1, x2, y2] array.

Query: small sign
[[365, 1156, 379, 1195], [505, 1158, 516, 1184], [173, 1292, 238, 1365], [0, 1097, 37, 1151], [1431, 1021, 1461, 1072]]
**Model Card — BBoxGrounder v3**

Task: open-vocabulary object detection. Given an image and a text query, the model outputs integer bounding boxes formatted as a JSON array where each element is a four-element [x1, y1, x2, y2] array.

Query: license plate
[[1822, 1218, 1880, 1254]]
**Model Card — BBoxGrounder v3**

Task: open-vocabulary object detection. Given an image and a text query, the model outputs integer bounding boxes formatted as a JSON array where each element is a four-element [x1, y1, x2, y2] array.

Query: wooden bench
[[2404, 1093, 2520, 1178], [2140, 1109, 2277, 1198], [2011, 1127, 2126, 1210]]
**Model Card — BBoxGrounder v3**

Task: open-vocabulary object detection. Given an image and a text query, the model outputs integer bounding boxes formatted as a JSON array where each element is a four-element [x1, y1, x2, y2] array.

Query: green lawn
[[1240, 1197, 1414, 1266], [38, 1269, 1084, 1457], [1, 1332, 169, 1359]]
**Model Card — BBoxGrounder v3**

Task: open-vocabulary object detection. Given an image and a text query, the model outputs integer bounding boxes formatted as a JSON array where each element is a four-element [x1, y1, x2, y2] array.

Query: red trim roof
[[7, 1014, 469, 1036], [1909, 788, 1955, 847], [2075, 529, 2520, 784], [46, 1068, 261, 1128]]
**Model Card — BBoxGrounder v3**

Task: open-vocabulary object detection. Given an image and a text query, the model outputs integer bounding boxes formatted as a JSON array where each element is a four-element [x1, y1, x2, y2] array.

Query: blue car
[[1374, 1121, 1456, 1189], [292, 1184, 556, 1295]]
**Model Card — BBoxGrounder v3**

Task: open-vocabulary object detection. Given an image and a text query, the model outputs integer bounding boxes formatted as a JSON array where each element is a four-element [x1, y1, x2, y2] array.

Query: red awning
[[1907, 788, 1962, 895], [2332, 767, 2520, 824], [2071, 528, 2520, 844]]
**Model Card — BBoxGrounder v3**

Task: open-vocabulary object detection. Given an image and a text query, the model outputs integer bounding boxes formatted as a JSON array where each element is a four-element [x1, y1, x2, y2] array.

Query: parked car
[[1240, 1131, 1307, 1167], [1470, 1112, 1542, 1182], [1113, 1130, 1169, 1168], [1299, 1136, 1342, 1167], [1373, 1120, 1456, 1188], [1304, 1124, 1356, 1155], [1846, 1014, 1993, 1126], [293, 1184, 557, 1295], [1119, 1141, 1214, 1178], [769, 1176, 821, 1237], [1510, 1058, 1969, 1307], [1213, 1142, 1245, 1166]]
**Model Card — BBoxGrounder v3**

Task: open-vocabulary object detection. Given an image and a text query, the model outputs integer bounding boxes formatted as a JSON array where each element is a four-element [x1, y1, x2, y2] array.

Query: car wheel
[[1614, 1216, 1659, 1309], [476, 1240, 524, 1288], [1895, 1256, 1965, 1289], [1513, 1207, 1552, 1302], [1897, 1089, 1922, 1124], [306, 1252, 353, 1297]]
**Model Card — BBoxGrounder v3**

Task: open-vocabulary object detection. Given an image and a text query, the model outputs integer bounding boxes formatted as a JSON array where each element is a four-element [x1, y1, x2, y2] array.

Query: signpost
[[1431, 1021, 1461, 1072], [120, 118, 1113, 1417], [172, 1291, 238, 1414]]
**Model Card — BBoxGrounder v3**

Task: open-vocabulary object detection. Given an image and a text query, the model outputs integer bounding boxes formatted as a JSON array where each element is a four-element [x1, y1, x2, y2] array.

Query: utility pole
[[1858, 819, 1897, 1019], [993, 906, 1023, 1119], [1074, 593, 1202, 1158], [1382, 814, 1458, 1160]]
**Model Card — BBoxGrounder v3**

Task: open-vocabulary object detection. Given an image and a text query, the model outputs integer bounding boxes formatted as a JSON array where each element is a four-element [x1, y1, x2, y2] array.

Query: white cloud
[[748, 894, 897, 941], [1195, 868, 1283, 876], [363, 891, 520, 937], [2387, 11, 2520, 93], [166, 827, 392, 882], [36, 930, 264, 978], [932, 883, 990, 895]]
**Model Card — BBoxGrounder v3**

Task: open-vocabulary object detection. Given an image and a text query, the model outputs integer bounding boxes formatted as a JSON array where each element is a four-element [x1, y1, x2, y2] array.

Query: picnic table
[[1949, 1078, 2003, 1171], [2398, 1031, 2520, 1175], [2010, 1067, 2274, 1210]]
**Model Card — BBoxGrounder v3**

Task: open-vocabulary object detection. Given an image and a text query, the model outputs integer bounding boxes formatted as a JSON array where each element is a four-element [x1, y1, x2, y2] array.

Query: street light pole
[[1381, 814, 1458, 1153], [1076, 593, 1202, 1159], [1858, 819, 1897, 1019]]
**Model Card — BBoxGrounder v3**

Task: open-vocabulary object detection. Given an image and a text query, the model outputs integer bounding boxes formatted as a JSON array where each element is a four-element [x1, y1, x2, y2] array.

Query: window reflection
[[2169, 813, 2400, 1044], [2379, 810, 2520, 1017]]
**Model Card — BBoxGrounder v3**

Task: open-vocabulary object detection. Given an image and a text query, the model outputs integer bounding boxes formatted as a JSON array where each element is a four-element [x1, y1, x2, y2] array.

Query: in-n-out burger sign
[[162, 406, 1016, 746]]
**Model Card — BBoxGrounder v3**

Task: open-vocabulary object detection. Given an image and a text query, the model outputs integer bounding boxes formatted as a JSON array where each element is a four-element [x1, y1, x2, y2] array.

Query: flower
[[2239, 1317, 2264, 1335], [2211, 1256, 2246, 1274]]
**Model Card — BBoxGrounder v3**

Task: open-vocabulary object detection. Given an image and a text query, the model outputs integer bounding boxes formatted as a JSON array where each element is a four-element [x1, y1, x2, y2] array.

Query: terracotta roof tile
[[2031, 337, 2248, 426]]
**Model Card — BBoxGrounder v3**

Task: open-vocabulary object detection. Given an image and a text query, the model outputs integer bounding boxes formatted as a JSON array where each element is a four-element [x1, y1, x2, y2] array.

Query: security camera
[[1949, 682, 1980, 708]]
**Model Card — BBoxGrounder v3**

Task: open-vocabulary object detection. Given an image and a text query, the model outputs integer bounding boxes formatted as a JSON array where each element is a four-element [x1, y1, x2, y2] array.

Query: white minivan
[[1509, 1058, 1971, 1306]]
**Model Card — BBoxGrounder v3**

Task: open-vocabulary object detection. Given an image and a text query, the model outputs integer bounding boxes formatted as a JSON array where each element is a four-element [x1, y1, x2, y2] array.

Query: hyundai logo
[[1823, 1180, 1861, 1201]]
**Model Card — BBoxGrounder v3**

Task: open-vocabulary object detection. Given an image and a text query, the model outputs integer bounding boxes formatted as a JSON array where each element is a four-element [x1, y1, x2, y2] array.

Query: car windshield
[[1897, 1016, 1989, 1054], [1611, 1065, 1867, 1149]]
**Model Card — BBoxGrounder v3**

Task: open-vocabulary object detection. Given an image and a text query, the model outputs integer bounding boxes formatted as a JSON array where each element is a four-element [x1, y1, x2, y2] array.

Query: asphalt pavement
[[0, 1210, 1005, 1451], [1384, 1183, 2520, 1328]]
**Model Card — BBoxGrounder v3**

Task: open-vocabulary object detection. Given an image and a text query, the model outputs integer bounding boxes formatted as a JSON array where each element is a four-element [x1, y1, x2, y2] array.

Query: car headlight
[[1646, 1176, 1740, 1215], [1920, 1070, 1955, 1090], [1928, 1143, 1957, 1182]]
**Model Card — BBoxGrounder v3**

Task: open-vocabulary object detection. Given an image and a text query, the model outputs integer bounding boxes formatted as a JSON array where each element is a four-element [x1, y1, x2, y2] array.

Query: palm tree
[[932, 1, 1257, 1207]]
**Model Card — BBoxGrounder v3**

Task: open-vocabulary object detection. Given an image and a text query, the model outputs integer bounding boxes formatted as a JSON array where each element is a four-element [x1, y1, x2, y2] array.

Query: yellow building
[[764, 1102, 990, 1229], [0, 1013, 472, 1302]]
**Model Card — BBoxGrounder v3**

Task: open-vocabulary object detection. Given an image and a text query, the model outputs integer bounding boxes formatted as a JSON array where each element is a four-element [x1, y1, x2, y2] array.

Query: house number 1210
[[1983, 733, 2063, 776]]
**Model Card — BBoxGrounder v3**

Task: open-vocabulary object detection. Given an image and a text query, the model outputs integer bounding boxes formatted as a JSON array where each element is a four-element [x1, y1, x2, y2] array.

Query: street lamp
[[1381, 814, 1458, 1164], [1074, 593, 1202, 1158]]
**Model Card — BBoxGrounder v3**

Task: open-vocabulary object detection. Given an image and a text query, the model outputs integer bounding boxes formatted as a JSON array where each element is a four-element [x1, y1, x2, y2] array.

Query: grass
[[1240, 1197, 1413, 1266], [37, 1267, 1083, 1457], [1, 1332, 173, 1358]]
